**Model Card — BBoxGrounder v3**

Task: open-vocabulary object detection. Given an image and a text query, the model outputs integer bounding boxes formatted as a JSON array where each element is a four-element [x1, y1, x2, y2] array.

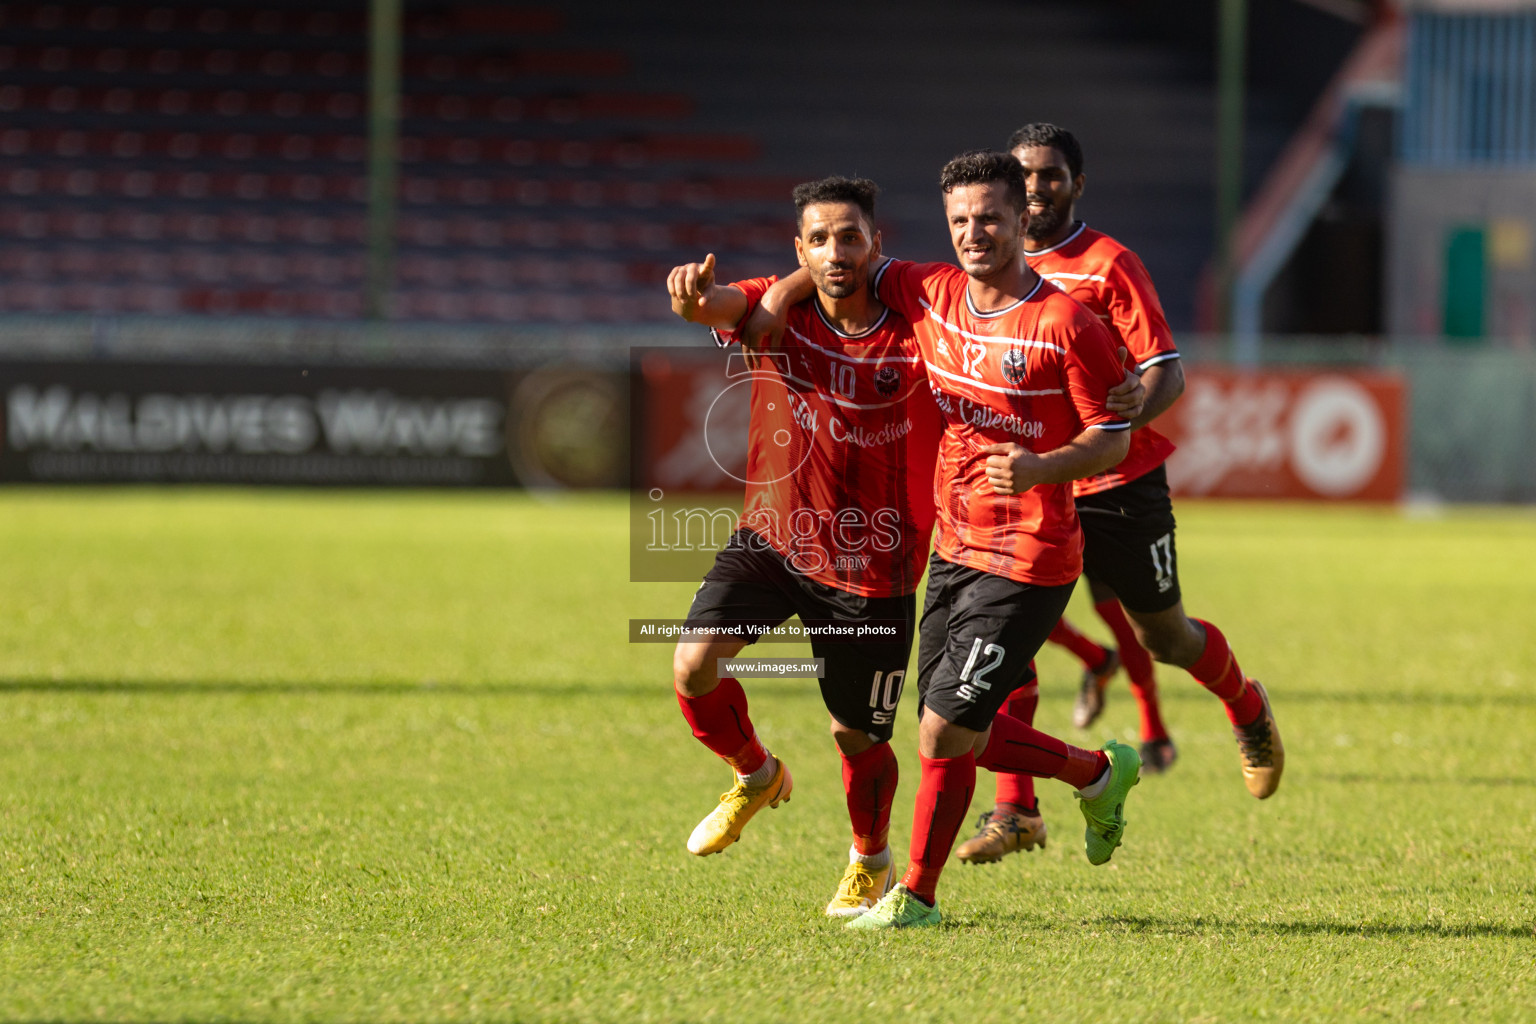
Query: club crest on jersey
[[873, 365, 901, 397], [1001, 347, 1028, 386]]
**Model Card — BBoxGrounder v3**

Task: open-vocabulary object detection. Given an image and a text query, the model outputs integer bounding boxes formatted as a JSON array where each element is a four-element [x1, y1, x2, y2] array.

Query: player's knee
[[671, 646, 717, 696], [917, 711, 972, 758], [1137, 630, 1176, 664], [830, 719, 874, 757], [1136, 619, 1202, 667]]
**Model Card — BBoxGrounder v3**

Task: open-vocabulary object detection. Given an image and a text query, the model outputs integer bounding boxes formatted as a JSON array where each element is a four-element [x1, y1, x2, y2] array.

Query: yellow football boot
[[824, 858, 894, 918], [686, 759, 793, 856]]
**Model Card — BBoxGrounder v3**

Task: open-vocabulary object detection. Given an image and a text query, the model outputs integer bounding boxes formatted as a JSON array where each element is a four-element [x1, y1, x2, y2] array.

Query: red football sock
[[977, 711, 1107, 789], [1188, 619, 1263, 726], [1048, 618, 1108, 671], [1128, 675, 1169, 742], [841, 741, 899, 856], [1095, 599, 1169, 741], [675, 676, 769, 775], [900, 753, 975, 905], [994, 681, 1039, 813]]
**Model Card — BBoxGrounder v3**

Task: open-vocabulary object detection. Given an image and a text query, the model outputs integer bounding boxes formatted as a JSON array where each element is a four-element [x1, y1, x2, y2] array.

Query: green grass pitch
[[0, 489, 1532, 1022]]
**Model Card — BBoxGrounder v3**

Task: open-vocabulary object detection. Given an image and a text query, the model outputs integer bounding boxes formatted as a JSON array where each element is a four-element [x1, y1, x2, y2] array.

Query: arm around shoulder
[[739, 267, 815, 347]]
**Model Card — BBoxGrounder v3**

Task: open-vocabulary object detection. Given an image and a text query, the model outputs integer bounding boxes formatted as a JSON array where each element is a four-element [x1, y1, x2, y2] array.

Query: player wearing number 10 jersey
[[665, 177, 943, 919], [708, 271, 939, 600]]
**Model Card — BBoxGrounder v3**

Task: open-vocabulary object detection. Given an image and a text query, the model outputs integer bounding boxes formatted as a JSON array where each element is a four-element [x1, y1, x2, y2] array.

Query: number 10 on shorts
[[956, 637, 1005, 703], [868, 670, 905, 725]]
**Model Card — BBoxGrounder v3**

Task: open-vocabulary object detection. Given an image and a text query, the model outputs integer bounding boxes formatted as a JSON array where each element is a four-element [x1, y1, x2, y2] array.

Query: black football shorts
[[684, 529, 916, 743], [1078, 464, 1182, 614], [915, 553, 1075, 733]]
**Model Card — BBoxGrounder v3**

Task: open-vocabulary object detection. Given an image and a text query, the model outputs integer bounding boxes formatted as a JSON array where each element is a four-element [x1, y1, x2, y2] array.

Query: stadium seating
[[0, 0, 1325, 326], [0, 0, 796, 323]]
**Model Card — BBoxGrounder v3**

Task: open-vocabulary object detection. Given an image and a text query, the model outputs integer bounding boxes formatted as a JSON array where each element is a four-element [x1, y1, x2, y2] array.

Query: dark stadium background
[[0, 0, 1531, 501]]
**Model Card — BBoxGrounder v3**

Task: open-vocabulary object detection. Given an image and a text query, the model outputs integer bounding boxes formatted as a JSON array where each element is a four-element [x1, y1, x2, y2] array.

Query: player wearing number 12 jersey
[[960, 123, 1286, 867], [837, 151, 1147, 930], [666, 177, 943, 919]]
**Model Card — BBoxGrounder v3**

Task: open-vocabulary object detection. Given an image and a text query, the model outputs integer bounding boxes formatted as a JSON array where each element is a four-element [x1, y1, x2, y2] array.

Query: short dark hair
[[938, 150, 1029, 214], [1006, 122, 1084, 179], [792, 176, 879, 230]]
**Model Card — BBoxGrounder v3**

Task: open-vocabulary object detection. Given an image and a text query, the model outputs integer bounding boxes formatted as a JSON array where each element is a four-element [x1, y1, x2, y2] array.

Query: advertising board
[[1162, 368, 1406, 501], [0, 361, 627, 488]]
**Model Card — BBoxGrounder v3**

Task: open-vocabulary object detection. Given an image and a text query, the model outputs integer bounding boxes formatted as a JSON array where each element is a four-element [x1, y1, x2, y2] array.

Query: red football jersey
[[874, 260, 1130, 586], [1026, 222, 1179, 496], [711, 276, 943, 597]]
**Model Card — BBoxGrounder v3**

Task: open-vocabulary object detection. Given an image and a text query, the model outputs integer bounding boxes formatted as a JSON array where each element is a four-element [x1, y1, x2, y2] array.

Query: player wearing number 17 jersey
[[666, 177, 943, 919]]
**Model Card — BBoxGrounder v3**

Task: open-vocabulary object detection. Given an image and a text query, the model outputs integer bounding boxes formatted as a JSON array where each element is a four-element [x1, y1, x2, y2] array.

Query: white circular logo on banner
[[1288, 378, 1385, 496]]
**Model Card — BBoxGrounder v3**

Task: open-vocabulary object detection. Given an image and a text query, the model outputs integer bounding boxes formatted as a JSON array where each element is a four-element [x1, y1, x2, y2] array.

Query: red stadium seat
[[55, 248, 100, 276], [449, 7, 563, 35], [124, 285, 180, 314], [395, 255, 434, 286], [0, 250, 36, 277], [0, 5, 779, 327], [60, 283, 119, 313], [27, 283, 63, 312], [120, 211, 166, 241], [110, 131, 144, 157]]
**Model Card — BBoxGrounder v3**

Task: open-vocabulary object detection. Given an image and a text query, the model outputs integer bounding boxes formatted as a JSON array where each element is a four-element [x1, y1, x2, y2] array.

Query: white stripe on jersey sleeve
[[1041, 271, 1108, 284], [1136, 351, 1181, 372]]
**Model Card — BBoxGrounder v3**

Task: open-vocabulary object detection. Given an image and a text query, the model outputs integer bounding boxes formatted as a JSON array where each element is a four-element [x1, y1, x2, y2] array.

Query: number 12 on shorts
[[956, 637, 1005, 703]]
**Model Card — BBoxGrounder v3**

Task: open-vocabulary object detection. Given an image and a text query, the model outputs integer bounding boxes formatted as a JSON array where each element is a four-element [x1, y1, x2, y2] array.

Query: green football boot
[[1077, 739, 1142, 865], [844, 884, 940, 931]]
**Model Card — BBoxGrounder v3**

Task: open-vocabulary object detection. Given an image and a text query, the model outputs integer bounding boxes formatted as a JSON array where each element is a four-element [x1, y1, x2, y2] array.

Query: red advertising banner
[[1160, 368, 1407, 501], [632, 347, 752, 494]]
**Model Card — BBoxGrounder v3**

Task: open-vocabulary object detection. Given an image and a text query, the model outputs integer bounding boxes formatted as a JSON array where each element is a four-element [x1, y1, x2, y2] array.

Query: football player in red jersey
[[958, 123, 1286, 866], [747, 152, 1151, 929], [664, 177, 945, 917]]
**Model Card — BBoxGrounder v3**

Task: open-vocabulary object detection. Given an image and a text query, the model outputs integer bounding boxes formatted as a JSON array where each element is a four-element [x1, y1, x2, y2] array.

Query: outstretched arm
[[981, 427, 1130, 495], [666, 253, 748, 330]]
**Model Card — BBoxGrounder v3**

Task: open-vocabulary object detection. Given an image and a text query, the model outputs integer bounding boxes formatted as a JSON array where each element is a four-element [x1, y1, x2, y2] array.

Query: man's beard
[[1025, 200, 1067, 240], [815, 266, 861, 298]]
